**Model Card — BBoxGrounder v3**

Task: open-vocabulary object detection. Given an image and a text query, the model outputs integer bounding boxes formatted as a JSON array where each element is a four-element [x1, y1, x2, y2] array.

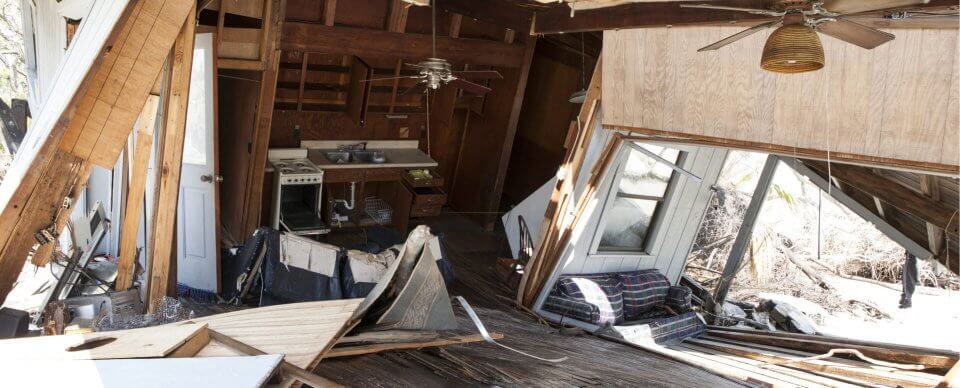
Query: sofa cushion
[[619, 269, 670, 320], [666, 285, 693, 313], [643, 311, 705, 344], [555, 274, 624, 325]]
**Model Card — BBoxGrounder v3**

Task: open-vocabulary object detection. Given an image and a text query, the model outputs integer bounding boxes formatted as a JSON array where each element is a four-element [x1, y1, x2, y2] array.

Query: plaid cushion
[[554, 274, 624, 325], [643, 311, 705, 344], [666, 286, 693, 313], [618, 269, 670, 320], [543, 294, 599, 323]]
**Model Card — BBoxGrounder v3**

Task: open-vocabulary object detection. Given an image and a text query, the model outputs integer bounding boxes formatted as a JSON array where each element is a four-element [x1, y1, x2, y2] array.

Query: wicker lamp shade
[[761, 24, 825, 74]]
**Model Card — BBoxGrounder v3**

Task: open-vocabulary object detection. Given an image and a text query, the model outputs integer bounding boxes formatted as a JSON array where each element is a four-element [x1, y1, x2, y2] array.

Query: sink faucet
[[337, 142, 367, 151]]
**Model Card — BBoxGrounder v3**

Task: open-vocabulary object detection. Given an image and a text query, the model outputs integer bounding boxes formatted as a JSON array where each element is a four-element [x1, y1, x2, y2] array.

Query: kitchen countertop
[[307, 148, 438, 169]]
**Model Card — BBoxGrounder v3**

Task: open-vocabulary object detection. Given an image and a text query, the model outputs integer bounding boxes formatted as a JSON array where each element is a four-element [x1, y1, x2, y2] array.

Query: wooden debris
[[0, 0, 196, 305], [208, 328, 342, 388], [191, 299, 363, 369], [326, 333, 503, 358]]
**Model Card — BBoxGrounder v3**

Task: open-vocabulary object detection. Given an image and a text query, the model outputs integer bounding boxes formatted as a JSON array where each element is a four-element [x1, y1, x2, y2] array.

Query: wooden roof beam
[[435, 0, 533, 33], [804, 160, 959, 235], [281, 23, 526, 68]]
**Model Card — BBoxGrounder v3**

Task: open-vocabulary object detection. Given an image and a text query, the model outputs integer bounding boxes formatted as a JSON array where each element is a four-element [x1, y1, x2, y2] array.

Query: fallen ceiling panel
[[602, 26, 959, 174]]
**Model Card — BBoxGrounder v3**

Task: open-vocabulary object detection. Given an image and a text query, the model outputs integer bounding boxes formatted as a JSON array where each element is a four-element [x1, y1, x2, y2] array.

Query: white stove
[[269, 149, 329, 236], [272, 158, 324, 185]]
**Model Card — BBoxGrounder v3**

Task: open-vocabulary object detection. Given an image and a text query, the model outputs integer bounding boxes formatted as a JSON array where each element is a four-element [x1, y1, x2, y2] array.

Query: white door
[[177, 33, 219, 292]]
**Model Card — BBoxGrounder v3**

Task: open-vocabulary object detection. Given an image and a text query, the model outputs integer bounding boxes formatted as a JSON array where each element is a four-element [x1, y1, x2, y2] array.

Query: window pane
[[599, 198, 659, 250], [617, 145, 680, 197]]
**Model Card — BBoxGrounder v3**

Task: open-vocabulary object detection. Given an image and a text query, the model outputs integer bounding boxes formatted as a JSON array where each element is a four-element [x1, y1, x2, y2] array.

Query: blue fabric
[[619, 269, 670, 320]]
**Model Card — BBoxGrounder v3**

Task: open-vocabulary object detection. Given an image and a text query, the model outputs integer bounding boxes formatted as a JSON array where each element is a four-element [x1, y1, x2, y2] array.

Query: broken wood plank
[[326, 333, 503, 358], [208, 329, 342, 388], [147, 8, 197, 311], [0, 0, 193, 305], [706, 327, 959, 369], [337, 330, 440, 345], [115, 95, 161, 291], [940, 359, 960, 388], [0, 322, 207, 360]]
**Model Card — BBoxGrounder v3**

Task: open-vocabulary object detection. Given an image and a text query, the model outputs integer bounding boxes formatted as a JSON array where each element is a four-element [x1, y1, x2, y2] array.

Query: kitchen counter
[[307, 148, 438, 170]]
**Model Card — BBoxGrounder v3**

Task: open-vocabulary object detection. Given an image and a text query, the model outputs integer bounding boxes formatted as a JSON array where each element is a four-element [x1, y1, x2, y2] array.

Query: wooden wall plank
[[602, 27, 960, 174], [115, 95, 161, 291], [148, 9, 197, 311]]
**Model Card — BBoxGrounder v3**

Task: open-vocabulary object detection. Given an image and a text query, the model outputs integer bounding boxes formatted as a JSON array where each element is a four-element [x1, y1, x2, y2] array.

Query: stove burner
[[280, 167, 294, 173]]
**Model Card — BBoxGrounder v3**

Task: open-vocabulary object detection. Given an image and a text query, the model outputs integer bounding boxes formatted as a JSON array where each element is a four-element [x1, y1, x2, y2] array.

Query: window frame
[[588, 142, 692, 257]]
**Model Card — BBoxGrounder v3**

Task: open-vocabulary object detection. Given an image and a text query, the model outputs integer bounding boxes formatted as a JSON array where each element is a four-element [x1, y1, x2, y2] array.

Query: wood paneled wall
[[603, 27, 959, 174], [501, 40, 598, 210]]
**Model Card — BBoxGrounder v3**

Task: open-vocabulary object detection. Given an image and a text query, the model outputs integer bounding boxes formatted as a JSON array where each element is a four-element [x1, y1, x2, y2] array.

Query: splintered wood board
[[4, 355, 283, 388], [0, 322, 207, 360], [192, 299, 363, 369], [603, 27, 960, 172]]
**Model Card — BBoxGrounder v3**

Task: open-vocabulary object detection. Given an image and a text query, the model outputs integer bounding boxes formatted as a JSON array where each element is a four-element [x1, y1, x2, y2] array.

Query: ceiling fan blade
[[697, 21, 781, 52], [361, 76, 419, 83], [448, 79, 492, 95], [400, 82, 427, 96], [816, 18, 895, 49], [678, 3, 783, 16], [821, 0, 930, 15], [451, 70, 503, 80]]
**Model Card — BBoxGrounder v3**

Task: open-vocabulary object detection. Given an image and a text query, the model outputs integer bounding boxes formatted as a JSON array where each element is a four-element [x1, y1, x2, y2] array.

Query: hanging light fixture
[[569, 32, 588, 103], [760, 24, 825, 74]]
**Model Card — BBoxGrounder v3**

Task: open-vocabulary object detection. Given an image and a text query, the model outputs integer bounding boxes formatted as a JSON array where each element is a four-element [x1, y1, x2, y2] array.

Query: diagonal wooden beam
[[148, 8, 197, 311], [281, 23, 526, 68], [115, 95, 161, 291]]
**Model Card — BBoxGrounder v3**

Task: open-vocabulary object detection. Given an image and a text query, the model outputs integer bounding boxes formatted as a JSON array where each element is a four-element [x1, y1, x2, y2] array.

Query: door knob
[[201, 174, 224, 183]]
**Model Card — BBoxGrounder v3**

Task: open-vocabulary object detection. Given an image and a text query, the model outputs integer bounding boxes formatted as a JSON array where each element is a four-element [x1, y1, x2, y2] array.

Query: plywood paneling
[[603, 27, 960, 173]]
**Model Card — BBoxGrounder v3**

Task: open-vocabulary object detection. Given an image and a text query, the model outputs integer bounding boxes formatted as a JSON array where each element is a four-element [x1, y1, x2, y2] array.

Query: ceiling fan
[[679, 0, 937, 73], [362, 0, 503, 95]]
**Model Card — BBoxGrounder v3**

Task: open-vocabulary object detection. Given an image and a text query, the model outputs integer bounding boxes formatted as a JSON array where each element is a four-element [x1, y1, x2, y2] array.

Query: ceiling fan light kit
[[761, 24, 825, 73]]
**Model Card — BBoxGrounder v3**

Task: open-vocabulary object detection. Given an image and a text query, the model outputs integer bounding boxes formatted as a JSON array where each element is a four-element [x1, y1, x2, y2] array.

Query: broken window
[[597, 143, 682, 252]]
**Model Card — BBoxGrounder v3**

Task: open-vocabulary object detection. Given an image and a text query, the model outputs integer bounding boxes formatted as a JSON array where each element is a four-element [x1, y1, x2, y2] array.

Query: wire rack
[[364, 197, 393, 225]]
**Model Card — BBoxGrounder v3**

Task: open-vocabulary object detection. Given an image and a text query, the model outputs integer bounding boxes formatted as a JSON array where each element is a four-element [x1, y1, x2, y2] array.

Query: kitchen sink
[[352, 150, 387, 164], [324, 150, 388, 164], [325, 151, 352, 164]]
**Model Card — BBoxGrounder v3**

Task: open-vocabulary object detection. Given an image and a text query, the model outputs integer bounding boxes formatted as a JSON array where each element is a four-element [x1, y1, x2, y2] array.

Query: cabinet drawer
[[403, 168, 444, 187], [411, 186, 446, 206], [364, 168, 402, 181], [323, 169, 363, 183], [410, 203, 443, 218]]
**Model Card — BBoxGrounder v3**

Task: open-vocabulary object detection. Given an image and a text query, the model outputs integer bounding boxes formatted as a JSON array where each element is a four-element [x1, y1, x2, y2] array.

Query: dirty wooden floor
[[313, 211, 743, 387]]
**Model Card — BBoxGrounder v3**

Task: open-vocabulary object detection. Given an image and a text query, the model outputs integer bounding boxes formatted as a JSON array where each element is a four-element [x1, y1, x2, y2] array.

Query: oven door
[[278, 183, 330, 235]]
